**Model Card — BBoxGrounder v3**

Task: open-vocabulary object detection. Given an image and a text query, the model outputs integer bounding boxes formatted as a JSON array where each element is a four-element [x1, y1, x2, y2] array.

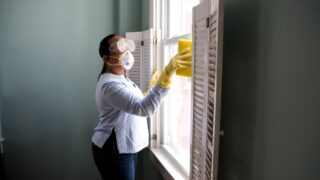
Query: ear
[[102, 55, 108, 61]]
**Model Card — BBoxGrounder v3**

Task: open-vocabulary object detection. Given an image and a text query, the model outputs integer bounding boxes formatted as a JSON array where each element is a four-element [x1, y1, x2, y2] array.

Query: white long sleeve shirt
[[92, 73, 169, 153]]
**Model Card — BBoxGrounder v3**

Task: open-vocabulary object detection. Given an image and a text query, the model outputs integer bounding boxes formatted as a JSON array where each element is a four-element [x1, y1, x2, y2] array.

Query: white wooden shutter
[[141, 29, 155, 92], [141, 29, 157, 147], [125, 32, 143, 89], [126, 29, 155, 147], [125, 29, 154, 92], [190, 0, 224, 179], [190, 0, 209, 179]]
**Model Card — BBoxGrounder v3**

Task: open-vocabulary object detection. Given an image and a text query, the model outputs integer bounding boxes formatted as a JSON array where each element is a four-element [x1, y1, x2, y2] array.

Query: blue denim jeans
[[92, 131, 137, 180]]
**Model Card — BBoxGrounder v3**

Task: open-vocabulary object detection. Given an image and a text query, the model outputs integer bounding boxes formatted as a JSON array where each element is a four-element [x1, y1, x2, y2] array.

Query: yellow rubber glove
[[143, 70, 160, 96], [156, 47, 192, 88]]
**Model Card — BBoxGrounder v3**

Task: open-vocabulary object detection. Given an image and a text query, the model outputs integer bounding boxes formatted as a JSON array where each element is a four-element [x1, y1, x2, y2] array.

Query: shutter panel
[[141, 29, 156, 147], [141, 29, 154, 92], [126, 29, 155, 147], [190, 0, 224, 179], [205, 0, 224, 179], [190, 1, 210, 180], [125, 30, 154, 92], [125, 32, 143, 89]]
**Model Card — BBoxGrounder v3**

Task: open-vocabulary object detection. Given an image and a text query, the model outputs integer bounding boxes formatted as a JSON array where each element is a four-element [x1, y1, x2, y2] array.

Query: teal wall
[[141, 0, 150, 30], [118, 0, 149, 34], [118, 0, 142, 35], [0, 0, 158, 179], [219, 0, 320, 179]]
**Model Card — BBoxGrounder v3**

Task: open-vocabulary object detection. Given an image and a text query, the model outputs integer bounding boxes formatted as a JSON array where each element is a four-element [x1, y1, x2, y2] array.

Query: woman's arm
[[101, 81, 168, 117]]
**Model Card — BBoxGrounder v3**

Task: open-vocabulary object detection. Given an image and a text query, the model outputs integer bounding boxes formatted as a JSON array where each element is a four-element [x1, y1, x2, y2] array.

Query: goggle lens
[[117, 39, 135, 52]]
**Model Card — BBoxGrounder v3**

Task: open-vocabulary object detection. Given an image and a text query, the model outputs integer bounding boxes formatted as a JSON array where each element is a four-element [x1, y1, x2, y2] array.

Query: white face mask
[[107, 51, 135, 70]]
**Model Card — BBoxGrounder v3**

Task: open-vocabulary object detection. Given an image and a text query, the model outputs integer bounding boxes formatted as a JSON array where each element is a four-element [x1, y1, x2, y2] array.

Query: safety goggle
[[109, 39, 135, 53]]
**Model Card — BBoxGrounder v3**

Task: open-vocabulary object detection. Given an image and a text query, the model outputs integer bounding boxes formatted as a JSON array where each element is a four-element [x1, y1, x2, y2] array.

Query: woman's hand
[[157, 47, 192, 88]]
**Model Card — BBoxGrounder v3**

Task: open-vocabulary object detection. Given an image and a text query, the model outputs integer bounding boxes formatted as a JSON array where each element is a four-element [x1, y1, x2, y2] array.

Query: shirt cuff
[[152, 84, 170, 96]]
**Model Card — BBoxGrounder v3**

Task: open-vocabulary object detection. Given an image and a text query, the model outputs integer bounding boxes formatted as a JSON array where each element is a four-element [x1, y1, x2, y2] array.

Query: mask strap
[[106, 62, 121, 66], [108, 55, 118, 59], [106, 56, 121, 66]]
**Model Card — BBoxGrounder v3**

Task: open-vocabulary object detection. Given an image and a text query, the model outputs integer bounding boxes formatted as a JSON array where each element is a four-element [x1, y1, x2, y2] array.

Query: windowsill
[[149, 148, 189, 180]]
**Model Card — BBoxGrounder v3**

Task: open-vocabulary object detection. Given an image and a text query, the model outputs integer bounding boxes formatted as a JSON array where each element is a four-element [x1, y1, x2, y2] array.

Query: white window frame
[[148, 0, 196, 179], [161, 0, 194, 175]]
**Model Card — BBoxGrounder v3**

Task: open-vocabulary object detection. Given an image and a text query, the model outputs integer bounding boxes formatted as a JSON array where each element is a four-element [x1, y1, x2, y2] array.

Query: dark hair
[[98, 34, 120, 79]]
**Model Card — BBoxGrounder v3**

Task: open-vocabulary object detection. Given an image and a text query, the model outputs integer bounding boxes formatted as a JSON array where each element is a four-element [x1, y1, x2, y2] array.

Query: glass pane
[[167, 0, 200, 38], [163, 44, 192, 171]]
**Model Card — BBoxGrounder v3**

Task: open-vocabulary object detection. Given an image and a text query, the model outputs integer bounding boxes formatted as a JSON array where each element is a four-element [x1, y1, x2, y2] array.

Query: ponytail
[[98, 63, 107, 80]]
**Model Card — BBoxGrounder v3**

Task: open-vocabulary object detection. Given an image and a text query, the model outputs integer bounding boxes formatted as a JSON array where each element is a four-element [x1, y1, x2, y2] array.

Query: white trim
[[163, 34, 192, 45], [149, 0, 163, 149], [149, 0, 161, 30], [149, 0, 198, 179], [164, 0, 169, 39]]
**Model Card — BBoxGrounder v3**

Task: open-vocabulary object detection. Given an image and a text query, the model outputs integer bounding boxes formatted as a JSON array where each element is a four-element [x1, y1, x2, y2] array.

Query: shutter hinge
[[206, 17, 210, 28], [152, 37, 157, 45], [151, 134, 157, 141], [141, 41, 144, 46], [220, 130, 224, 136]]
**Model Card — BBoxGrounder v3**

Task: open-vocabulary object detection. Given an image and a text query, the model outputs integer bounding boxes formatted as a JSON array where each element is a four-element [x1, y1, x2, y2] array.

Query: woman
[[92, 34, 191, 180]]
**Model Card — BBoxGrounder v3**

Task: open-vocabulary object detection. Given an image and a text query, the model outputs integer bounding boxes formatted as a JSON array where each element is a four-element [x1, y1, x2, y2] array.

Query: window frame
[[160, 39, 192, 175], [149, 0, 198, 178]]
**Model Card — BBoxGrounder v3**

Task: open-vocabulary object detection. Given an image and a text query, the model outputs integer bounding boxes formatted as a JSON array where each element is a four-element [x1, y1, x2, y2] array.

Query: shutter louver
[[142, 29, 154, 92], [125, 32, 143, 89], [125, 30, 154, 92], [205, 9, 218, 180], [131, 41, 142, 88], [191, 0, 224, 179]]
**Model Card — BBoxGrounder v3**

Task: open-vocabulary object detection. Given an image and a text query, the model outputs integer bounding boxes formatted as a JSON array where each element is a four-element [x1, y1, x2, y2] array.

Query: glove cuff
[[156, 67, 174, 88]]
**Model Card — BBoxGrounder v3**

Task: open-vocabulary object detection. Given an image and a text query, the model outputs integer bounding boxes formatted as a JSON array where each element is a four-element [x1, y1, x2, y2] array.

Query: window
[[160, 0, 200, 175], [166, 0, 198, 38], [162, 44, 192, 173], [143, 0, 224, 179]]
